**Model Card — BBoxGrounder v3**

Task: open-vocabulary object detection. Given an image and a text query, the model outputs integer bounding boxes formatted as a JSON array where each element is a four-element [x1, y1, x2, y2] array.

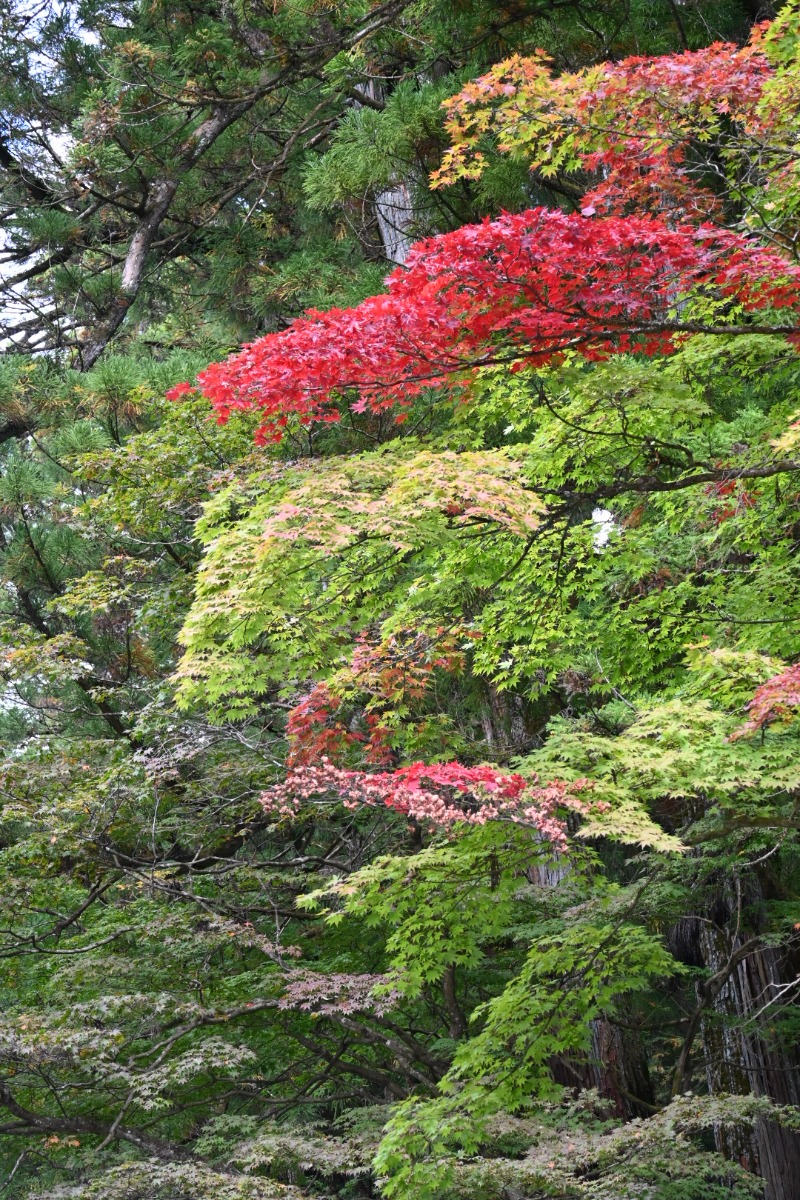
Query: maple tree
[[284, 630, 468, 767], [167, 10, 800, 1198], [191, 208, 800, 443], [432, 4, 800, 240], [735, 661, 800, 735], [260, 757, 596, 849]]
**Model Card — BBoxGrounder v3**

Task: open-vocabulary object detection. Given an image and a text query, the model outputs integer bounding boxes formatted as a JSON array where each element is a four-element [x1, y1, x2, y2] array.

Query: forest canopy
[[0, 1, 798, 1198]]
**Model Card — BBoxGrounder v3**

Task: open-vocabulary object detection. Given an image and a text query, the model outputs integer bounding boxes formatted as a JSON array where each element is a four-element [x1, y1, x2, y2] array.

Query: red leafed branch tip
[[192, 208, 800, 444], [733, 662, 800, 737], [260, 758, 600, 850]]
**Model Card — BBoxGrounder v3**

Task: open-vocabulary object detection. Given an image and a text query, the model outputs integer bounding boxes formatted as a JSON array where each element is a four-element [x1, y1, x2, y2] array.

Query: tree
[[431, 3, 800, 243], [0, 0, 764, 368], [171, 8, 800, 1198], [0, 2, 798, 1199], [189, 206, 800, 442]]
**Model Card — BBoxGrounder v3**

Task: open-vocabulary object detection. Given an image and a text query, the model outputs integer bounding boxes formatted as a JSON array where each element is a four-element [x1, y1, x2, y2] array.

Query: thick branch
[[546, 458, 800, 505], [77, 0, 411, 368], [0, 1085, 207, 1165]]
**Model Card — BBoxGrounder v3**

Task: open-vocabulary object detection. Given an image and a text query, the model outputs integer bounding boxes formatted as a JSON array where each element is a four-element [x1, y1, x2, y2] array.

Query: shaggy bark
[[670, 883, 800, 1200], [375, 180, 415, 265]]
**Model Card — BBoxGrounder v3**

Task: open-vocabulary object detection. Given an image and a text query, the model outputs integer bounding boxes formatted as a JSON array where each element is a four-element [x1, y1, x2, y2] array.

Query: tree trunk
[[354, 81, 416, 265], [671, 882, 800, 1200], [479, 682, 530, 755], [375, 181, 415, 265]]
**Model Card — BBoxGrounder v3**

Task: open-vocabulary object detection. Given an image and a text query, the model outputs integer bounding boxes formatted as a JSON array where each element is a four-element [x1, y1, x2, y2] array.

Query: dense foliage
[[0, 1, 798, 1198]]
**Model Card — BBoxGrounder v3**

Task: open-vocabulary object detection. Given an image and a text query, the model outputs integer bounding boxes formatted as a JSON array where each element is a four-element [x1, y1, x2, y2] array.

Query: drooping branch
[[193, 207, 800, 443]]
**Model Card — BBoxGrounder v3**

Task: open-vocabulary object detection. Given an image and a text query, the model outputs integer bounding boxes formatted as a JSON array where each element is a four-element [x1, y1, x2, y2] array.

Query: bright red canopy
[[190, 208, 800, 443]]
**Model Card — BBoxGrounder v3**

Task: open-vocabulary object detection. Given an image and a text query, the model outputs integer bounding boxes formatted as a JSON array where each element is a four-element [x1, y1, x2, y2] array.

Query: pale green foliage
[[518, 647, 800, 853], [176, 445, 544, 717], [374, 1084, 775, 1200], [67, 1161, 305, 1199]]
